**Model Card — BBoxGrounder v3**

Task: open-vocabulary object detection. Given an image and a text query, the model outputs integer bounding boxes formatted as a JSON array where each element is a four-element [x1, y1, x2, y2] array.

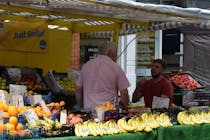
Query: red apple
[[52, 109, 60, 116]]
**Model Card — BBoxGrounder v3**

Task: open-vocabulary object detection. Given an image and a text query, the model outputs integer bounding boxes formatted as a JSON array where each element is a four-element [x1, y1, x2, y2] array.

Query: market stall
[[0, 0, 210, 140]]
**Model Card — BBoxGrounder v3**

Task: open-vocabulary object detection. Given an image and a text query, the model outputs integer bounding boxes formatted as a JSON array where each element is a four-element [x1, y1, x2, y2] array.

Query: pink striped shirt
[[77, 55, 130, 109]]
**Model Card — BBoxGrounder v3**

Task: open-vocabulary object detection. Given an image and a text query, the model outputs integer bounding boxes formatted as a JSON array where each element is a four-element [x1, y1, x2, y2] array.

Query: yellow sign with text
[[0, 21, 48, 52]]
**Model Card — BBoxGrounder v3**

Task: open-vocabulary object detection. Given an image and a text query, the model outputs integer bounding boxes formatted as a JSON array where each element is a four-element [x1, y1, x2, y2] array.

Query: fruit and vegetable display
[[0, 77, 9, 90], [15, 74, 43, 90], [75, 112, 172, 137], [168, 73, 202, 90], [1, 97, 210, 139], [55, 76, 76, 93]]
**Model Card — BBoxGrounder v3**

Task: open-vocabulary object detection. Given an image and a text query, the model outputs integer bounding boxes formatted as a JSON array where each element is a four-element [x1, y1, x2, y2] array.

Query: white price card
[[152, 96, 170, 109], [7, 68, 21, 81], [24, 109, 39, 126], [9, 94, 24, 108], [0, 92, 7, 103], [60, 110, 67, 124], [9, 84, 27, 95], [39, 100, 50, 113], [0, 111, 3, 123], [29, 95, 42, 106]]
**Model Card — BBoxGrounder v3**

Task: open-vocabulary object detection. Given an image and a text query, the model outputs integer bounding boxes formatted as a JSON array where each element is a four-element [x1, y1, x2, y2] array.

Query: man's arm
[[132, 86, 143, 103], [76, 85, 83, 108], [119, 89, 130, 108]]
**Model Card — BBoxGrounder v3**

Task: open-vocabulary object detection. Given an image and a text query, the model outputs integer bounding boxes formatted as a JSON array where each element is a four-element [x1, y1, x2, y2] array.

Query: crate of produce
[[6, 66, 48, 91], [0, 66, 10, 90], [164, 72, 203, 92], [23, 90, 52, 106], [44, 70, 76, 95]]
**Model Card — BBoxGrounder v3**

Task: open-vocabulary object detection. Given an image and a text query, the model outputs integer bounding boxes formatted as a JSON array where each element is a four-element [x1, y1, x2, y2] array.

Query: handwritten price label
[[152, 96, 169, 109], [9, 84, 27, 95], [9, 94, 24, 108], [24, 109, 38, 126], [60, 110, 67, 124], [7, 68, 21, 81]]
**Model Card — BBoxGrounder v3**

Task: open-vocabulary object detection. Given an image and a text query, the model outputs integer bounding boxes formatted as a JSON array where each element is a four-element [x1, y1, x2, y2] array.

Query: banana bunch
[[155, 113, 173, 127], [27, 117, 62, 130], [117, 113, 172, 133], [75, 120, 121, 137], [117, 117, 136, 132], [141, 113, 159, 132], [177, 111, 210, 125], [26, 121, 40, 129]]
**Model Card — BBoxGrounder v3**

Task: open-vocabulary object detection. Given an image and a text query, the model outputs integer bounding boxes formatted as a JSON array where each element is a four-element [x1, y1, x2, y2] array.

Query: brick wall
[[71, 33, 80, 70]]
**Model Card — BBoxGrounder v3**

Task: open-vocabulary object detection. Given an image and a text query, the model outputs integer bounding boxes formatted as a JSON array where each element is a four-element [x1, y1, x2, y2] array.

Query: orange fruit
[[0, 103, 3, 110], [50, 102, 55, 107], [8, 106, 18, 116], [9, 116, 18, 125], [0, 123, 5, 131], [5, 123, 15, 131], [60, 101, 65, 106], [2, 103, 8, 112], [3, 112, 9, 118], [16, 123, 23, 131], [55, 103, 60, 107]]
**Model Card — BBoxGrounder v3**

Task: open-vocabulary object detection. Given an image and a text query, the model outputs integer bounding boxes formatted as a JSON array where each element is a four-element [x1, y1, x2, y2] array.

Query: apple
[[52, 109, 60, 116]]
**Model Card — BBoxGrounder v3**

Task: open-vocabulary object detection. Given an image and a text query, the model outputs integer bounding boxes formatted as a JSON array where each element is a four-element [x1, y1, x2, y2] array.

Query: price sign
[[9, 84, 27, 95], [152, 96, 169, 109], [24, 109, 38, 126], [60, 110, 67, 124], [7, 68, 21, 81], [0, 92, 7, 103], [0, 111, 3, 123], [29, 95, 42, 106], [9, 94, 24, 108], [39, 100, 50, 113]]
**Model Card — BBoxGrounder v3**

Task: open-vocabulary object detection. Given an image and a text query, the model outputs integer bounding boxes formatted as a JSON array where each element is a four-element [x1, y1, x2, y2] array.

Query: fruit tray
[[164, 72, 203, 92], [0, 129, 39, 140], [4, 66, 48, 91], [41, 125, 75, 138]]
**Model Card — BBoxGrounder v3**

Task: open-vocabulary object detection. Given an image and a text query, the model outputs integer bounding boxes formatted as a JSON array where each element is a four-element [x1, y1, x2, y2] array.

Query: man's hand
[[120, 89, 129, 109]]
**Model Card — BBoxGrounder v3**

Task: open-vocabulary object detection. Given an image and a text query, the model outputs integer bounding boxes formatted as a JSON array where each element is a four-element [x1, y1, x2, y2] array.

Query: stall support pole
[[112, 23, 123, 45]]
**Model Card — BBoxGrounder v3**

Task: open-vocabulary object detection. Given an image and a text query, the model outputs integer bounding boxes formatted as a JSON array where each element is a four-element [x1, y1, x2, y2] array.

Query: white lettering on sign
[[30, 95, 42, 106], [39, 100, 50, 113], [0, 92, 6, 103], [9, 94, 24, 108], [7, 68, 21, 81], [152, 96, 169, 109], [24, 109, 39, 126], [9, 84, 27, 95], [60, 110, 67, 125]]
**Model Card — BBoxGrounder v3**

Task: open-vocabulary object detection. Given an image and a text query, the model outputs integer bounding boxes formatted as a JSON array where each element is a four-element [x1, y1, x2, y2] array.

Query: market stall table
[[29, 124, 210, 140], [157, 124, 210, 140], [30, 131, 157, 140]]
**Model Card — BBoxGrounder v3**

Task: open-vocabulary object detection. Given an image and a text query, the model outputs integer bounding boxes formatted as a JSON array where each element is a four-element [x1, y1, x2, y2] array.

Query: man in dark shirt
[[132, 59, 174, 108]]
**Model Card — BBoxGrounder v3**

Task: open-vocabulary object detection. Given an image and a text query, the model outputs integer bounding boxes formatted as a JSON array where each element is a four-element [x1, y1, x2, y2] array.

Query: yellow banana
[[99, 122, 109, 135], [133, 117, 145, 132], [75, 123, 82, 137], [79, 123, 89, 137], [162, 113, 173, 127], [121, 118, 136, 132], [117, 118, 127, 133], [88, 121, 98, 136], [177, 111, 186, 125], [191, 113, 202, 124], [107, 120, 120, 134]]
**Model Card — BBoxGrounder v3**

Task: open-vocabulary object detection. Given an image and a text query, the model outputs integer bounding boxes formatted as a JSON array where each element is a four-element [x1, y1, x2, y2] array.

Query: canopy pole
[[112, 23, 122, 45]]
